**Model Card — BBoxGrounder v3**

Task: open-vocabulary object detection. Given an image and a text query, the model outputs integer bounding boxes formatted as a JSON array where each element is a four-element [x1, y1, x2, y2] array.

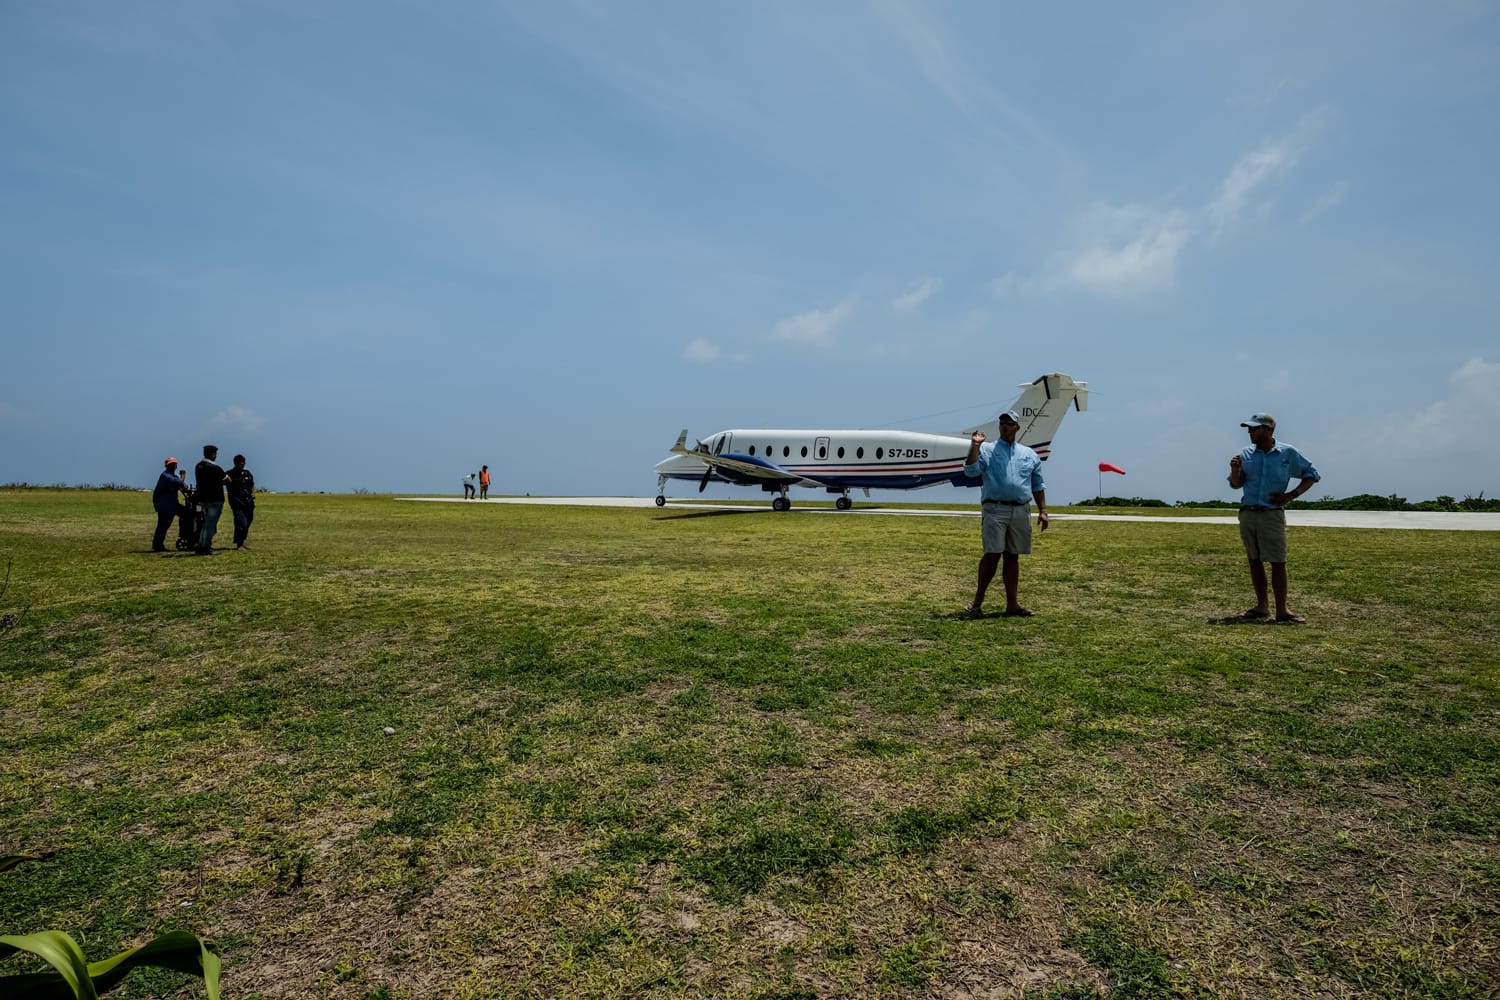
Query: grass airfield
[[1, 489, 1497, 999]]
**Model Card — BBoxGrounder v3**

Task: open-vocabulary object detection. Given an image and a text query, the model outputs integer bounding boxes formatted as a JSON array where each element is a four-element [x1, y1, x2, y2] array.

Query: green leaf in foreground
[[0, 929, 221, 1000]]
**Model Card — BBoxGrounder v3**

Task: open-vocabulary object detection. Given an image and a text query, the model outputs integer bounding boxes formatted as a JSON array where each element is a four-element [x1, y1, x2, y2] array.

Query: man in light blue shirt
[[1227, 413, 1321, 622], [963, 409, 1048, 617]]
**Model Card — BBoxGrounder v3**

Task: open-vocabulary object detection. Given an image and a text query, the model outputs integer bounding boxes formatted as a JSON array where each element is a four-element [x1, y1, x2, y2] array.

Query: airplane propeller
[[693, 437, 714, 492]]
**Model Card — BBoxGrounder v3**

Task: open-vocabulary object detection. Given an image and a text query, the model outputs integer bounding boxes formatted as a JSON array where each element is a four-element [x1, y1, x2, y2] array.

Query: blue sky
[[3, 1, 1497, 504]]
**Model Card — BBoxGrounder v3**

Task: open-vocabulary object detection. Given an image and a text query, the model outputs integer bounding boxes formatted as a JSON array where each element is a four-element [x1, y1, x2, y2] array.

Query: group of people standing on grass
[[151, 445, 256, 555], [148, 415, 1319, 613], [462, 465, 490, 499], [963, 410, 1320, 623]]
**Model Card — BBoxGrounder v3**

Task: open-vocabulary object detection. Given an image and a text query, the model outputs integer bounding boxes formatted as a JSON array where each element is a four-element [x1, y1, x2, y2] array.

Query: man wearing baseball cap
[[151, 457, 189, 552], [1228, 413, 1321, 622], [962, 408, 1048, 617]]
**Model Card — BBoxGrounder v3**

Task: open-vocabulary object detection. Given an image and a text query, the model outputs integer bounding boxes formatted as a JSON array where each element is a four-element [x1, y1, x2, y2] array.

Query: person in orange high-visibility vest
[[479, 465, 490, 499]]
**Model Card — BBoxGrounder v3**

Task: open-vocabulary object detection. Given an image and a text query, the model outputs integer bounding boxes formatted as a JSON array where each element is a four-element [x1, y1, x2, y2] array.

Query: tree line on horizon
[[1082, 492, 1500, 513]]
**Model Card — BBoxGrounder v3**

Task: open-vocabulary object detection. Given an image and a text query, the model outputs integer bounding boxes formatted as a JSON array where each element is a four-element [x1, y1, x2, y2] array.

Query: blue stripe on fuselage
[[662, 450, 980, 491]]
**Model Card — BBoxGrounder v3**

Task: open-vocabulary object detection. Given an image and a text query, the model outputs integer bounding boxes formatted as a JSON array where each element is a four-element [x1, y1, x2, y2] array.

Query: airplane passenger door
[[814, 436, 830, 461]]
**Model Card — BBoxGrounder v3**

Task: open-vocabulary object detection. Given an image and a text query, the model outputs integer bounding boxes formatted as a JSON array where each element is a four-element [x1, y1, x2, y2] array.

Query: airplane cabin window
[[876, 448, 884, 459], [857, 447, 864, 459], [837, 447, 845, 458], [800, 446, 808, 458], [748, 446, 756, 456], [817, 445, 826, 459]]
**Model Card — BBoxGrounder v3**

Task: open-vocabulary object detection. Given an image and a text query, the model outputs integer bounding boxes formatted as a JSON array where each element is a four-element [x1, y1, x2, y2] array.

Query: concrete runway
[[395, 496, 1500, 531]]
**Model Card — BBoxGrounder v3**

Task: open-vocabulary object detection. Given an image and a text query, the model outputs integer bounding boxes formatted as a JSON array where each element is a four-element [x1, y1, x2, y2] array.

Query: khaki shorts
[[1238, 507, 1288, 563], [981, 502, 1032, 555]]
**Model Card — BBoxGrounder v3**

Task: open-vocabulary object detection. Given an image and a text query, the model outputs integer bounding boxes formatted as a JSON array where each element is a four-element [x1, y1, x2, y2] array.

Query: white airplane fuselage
[[655, 428, 977, 492], [655, 373, 1088, 509]]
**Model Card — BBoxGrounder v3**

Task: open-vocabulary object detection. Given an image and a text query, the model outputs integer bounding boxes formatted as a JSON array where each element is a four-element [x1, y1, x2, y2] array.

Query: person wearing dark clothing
[[194, 445, 228, 555], [151, 457, 189, 552], [227, 454, 256, 551]]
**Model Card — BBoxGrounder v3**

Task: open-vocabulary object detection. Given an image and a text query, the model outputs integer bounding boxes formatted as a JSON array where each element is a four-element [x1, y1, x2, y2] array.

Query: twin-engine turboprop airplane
[[654, 372, 1088, 510]]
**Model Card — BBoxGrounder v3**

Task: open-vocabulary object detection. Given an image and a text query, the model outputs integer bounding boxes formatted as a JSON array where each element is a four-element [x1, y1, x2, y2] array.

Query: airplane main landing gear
[[835, 495, 852, 510], [655, 495, 666, 507], [772, 496, 791, 512]]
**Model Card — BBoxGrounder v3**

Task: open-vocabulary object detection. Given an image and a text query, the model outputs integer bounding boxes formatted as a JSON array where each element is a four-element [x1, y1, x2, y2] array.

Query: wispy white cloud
[[205, 405, 268, 436], [683, 337, 749, 365], [1324, 357, 1500, 490], [1052, 205, 1194, 298], [1299, 180, 1349, 224], [877, 1, 1074, 168], [1398, 357, 1500, 454], [1206, 145, 1293, 237], [1207, 109, 1328, 240], [682, 338, 721, 364], [1003, 108, 1330, 299], [892, 277, 942, 311], [771, 297, 855, 345]]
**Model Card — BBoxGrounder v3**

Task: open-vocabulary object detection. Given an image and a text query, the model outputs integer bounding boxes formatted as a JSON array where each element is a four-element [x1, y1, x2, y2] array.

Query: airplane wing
[[671, 435, 828, 488]]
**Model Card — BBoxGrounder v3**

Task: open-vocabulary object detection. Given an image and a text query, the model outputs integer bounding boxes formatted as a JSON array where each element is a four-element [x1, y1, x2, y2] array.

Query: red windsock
[[1098, 462, 1127, 475]]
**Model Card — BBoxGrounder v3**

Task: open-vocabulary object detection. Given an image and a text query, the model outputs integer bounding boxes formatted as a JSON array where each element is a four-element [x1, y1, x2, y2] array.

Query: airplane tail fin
[[958, 373, 1088, 460]]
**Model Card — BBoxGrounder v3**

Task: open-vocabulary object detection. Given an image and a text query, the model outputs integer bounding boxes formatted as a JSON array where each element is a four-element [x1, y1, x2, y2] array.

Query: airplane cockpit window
[[713, 435, 727, 455]]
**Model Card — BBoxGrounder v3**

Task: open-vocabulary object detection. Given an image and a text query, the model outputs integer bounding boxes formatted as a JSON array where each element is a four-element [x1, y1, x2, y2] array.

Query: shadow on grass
[[653, 508, 766, 520], [1207, 613, 1306, 625]]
